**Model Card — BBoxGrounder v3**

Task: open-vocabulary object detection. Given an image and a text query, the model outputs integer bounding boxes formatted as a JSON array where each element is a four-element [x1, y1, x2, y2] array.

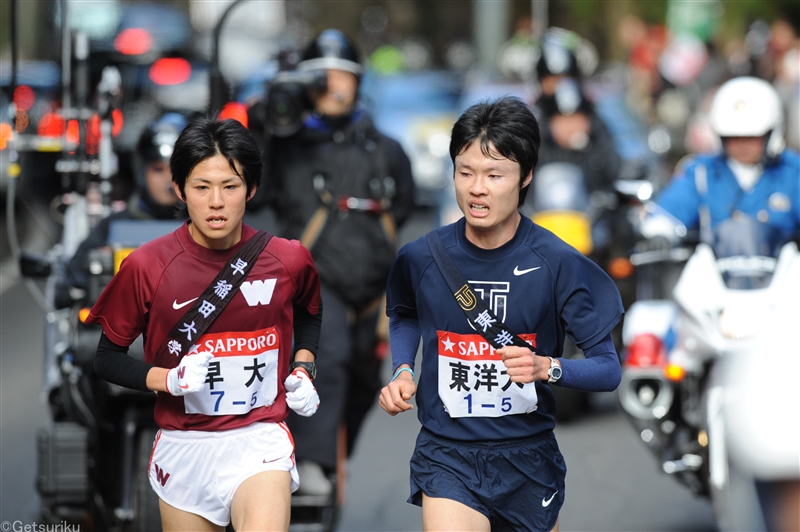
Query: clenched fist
[[284, 369, 320, 417], [166, 351, 214, 396]]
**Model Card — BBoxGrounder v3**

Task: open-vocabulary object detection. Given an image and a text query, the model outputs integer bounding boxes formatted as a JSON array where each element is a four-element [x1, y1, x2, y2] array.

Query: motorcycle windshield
[[713, 217, 783, 290], [532, 162, 590, 212]]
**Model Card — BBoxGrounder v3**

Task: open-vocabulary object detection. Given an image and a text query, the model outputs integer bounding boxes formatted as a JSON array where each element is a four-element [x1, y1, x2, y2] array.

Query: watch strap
[[291, 361, 317, 380]]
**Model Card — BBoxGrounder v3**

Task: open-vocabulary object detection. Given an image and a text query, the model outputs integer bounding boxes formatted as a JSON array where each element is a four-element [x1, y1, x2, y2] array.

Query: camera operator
[[249, 29, 415, 496]]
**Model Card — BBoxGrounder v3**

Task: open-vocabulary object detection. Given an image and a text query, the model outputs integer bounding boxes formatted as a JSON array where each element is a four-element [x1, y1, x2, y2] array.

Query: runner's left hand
[[499, 345, 548, 383], [284, 369, 319, 416]]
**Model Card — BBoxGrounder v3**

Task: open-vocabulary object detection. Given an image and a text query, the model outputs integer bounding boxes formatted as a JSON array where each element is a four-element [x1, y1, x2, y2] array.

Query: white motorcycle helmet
[[708, 76, 785, 159]]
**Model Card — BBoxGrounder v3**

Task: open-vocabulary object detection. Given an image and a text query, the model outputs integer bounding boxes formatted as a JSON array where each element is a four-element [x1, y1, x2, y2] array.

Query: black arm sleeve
[[292, 301, 322, 358], [94, 333, 153, 392]]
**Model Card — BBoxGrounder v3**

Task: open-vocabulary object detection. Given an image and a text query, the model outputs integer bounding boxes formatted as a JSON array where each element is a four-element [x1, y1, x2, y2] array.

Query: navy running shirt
[[386, 216, 623, 441]]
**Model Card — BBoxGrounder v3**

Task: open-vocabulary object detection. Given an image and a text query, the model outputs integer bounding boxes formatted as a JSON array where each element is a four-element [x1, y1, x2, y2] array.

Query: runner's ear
[[173, 182, 186, 202], [522, 170, 533, 189]]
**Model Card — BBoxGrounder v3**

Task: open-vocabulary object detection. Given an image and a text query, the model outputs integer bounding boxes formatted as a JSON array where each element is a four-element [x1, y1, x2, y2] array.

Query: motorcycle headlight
[[718, 304, 761, 339]]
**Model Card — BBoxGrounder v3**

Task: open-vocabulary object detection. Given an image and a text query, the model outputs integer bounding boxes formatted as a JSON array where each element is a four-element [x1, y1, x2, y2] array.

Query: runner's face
[[453, 140, 531, 249], [175, 154, 254, 250]]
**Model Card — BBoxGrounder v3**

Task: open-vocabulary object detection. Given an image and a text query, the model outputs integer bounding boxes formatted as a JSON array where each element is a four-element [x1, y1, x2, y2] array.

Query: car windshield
[[361, 70, 462, 113], [713, 216, 784, 290]]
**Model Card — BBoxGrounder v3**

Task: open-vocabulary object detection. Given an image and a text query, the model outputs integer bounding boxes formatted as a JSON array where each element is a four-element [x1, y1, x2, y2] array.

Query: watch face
[[549, 359, 562, 381]]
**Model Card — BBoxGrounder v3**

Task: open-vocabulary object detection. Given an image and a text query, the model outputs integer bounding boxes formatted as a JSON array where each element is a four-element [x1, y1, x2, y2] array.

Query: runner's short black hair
[[449, 96, 540, 207], [170, 115, 262, 201]]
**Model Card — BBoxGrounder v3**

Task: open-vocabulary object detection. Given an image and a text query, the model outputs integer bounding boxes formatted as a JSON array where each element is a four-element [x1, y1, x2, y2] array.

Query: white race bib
[[183, 327, 280, 416], [437, 330, 538, 418]]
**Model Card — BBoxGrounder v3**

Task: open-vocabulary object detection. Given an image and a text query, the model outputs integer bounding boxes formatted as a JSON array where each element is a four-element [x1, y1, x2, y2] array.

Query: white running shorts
[[147, 421, 299, 526]]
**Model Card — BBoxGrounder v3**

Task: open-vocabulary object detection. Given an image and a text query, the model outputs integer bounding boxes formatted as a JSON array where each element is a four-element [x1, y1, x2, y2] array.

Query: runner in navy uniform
[[379, 97, 624, 531], [88, 116, 322, 531]]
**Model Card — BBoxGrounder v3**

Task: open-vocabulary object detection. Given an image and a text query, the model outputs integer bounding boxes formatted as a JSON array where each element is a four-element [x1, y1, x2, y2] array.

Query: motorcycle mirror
[[613, 179, 653, 202], [19, 252, 52, 278]]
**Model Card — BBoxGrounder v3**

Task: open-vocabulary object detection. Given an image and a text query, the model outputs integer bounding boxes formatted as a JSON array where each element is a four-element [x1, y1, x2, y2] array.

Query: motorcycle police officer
[[652, 76, 800, 242], [619, 75, 800, 518], [251, 29, 416, 496]]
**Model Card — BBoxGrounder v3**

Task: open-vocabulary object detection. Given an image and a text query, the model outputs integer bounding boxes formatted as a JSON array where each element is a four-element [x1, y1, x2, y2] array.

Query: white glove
[[166, 351, 214, 396], [284, 369, 320, 417]]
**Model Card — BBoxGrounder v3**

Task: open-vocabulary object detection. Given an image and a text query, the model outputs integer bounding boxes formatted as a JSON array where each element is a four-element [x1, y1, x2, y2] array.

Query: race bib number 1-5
[[437, 330, 538, 418], [183, 327, 280, 416]]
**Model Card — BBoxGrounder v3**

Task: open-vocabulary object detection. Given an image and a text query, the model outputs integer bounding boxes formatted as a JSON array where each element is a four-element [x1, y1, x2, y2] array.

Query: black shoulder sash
[[425, 231, 548, 355], [159, 230, 273, 361]]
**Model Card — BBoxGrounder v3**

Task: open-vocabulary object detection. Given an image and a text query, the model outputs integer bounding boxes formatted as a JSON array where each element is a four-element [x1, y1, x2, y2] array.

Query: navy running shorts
[[408, 427, 566, 532]]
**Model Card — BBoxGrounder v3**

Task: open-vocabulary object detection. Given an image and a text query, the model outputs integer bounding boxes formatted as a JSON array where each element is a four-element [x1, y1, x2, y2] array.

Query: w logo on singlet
[[468, 281, 509, 323], [154, 463, 171, 486], [240, 279, 277, 306]]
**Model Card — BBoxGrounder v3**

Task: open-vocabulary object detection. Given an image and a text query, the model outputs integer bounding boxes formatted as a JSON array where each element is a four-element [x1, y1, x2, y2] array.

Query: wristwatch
[[291, 361, 317, 381], [547, 357, 562, 384]]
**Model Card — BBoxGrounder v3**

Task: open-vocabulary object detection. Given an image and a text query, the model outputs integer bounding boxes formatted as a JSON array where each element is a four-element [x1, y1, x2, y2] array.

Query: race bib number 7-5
[[183, 327, 280, 416], [437, 330, 538, 418]]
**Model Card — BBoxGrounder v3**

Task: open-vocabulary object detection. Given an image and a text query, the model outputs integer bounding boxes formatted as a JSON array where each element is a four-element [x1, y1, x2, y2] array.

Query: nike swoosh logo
[[179, 383, 189, 389], [513, 266, 541, 276], [542, 490, 558, 507], [173, 297, 199, 310]]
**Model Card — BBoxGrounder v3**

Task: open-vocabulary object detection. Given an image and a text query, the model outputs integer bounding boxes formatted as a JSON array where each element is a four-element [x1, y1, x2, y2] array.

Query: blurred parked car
[[584, 68, 670, 187], [360, 69, 463, 208]]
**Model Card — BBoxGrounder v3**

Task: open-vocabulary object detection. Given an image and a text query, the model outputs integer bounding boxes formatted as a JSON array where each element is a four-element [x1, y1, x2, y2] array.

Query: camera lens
[[265, 85, 305, 137]]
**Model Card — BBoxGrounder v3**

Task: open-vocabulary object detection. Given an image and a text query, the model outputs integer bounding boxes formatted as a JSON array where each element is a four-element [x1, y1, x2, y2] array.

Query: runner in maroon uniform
[[88, 116, 322, 531]]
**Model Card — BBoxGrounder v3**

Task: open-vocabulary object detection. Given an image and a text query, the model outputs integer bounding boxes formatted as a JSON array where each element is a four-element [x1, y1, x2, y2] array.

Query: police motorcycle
[[618, 211, 800, 513], [522, 162, 651, 421], [705, 270, 800, 532], [8, 23, 181, 531]]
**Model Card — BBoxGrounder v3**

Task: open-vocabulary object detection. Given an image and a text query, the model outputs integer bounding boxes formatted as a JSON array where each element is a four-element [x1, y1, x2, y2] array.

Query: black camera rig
[[257, 69, 327, 138]]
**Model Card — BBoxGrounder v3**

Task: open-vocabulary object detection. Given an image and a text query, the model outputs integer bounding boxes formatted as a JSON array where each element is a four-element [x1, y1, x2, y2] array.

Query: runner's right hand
[[379, 377, 417, 416], [166, 351, 214, 396]]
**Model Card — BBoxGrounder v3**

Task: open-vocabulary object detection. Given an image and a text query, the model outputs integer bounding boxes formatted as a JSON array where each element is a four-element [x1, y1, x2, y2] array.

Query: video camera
[[260, 69, 327, 137]]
